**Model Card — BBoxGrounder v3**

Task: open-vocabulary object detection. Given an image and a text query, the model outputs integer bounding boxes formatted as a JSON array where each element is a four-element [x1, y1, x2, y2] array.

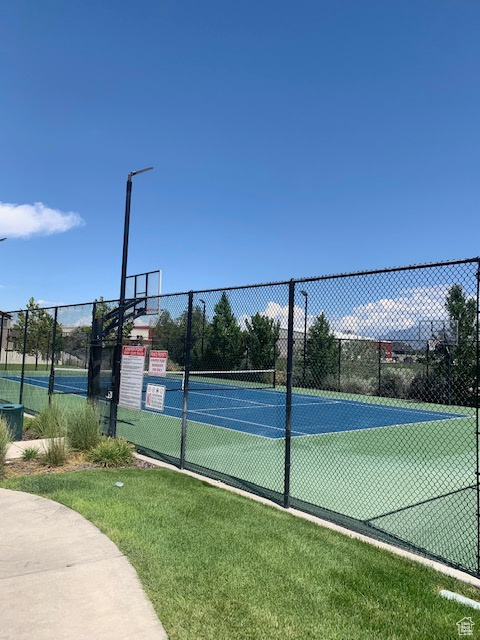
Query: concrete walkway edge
[[0, 488, 168, 640]]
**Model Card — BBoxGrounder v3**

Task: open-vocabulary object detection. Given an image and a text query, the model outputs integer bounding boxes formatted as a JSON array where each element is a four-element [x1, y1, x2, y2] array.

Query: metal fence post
[[180, 292, 194, 469], [0, 313, 4, 366], [338, 338, 342, 392], [19, 310, 29, 405], [377, 340, 382, 396], [48, 307, 59, 403], [475, 261, 480, 575], [283, 280, 295, 509]]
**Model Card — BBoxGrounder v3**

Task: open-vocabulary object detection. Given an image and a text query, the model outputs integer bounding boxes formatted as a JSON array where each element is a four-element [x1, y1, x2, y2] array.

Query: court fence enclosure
[[1, 257, 479, 578]]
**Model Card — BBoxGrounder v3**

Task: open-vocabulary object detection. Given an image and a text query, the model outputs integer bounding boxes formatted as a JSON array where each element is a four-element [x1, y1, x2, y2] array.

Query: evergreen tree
[[245, 313, 279, 369], [304, 312, 338, 388], [438, 284, 476, 405], [204, 292, 243, 370], [152, 309, 185, 366]]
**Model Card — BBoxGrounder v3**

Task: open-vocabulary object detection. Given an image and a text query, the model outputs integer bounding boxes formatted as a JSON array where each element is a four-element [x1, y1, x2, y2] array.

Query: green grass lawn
[[3, 467, 480, 639]]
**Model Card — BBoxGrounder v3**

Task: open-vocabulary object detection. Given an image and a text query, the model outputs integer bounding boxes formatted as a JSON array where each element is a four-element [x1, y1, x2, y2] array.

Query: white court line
[[18, 376, 87, 396], [192, 400, 342, 414], [188, 390, 275, 407], [292, 416, 467, 438], [188, 409, 285, 435], [189, 404, 282, 412]]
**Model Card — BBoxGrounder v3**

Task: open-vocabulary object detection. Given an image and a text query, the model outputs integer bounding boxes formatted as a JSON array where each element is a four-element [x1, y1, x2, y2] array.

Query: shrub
[[22, 447, 40, 461], [378, 372, 406, 398], [43, 438, 69, 466], [66, 402, 101, 452], [340, 377, 375, 396], [30, 401, 67, 439], [0, 417, 12, 478], [408, 373, 447, 404], [39, 401, 68, 466], [87, 437, 134, 468]]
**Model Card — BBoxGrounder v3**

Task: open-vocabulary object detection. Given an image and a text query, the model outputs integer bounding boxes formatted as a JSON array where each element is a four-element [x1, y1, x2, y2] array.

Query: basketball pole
[[109, 167, 154, 438]]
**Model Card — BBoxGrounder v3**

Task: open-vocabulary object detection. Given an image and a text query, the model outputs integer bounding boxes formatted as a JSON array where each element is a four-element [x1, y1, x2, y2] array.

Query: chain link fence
[[1, 257, 479, 576]]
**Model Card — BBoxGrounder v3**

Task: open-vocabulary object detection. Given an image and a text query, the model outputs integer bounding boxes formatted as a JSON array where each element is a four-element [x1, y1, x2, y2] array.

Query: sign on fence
[[145, 384, 166, 411], [119, 345, 146, 410], [148, 349, 168, 377]]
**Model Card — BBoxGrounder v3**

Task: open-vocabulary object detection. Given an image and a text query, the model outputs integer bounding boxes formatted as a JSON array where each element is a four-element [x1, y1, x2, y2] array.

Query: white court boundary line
[[292, 416, 468, 439]]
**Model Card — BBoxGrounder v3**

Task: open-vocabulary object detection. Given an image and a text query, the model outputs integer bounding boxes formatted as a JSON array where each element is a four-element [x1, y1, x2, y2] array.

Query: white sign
[[148, 350, 168, 377], [119, 346, 146, 410], [145, 384, 166, 411]]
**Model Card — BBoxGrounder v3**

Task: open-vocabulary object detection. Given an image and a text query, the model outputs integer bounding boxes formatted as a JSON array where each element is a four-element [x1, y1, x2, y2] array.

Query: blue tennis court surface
[[4, 371, 466, 439]]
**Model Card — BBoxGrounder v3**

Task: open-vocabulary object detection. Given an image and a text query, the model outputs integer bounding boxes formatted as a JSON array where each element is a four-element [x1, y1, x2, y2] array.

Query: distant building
[[129, 325, 155, 346]]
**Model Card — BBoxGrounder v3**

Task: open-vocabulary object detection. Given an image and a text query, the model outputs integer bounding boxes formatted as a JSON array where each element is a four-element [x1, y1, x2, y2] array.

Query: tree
[[440, 284, 476, 405], [12, 298, 64, 368], [63, 326, 91, 364], [410, 284, 477, 406], [204, 292, 243, 370], [151, 309, 186, 366], [244, 313, 279, 370], [304, 312, 338, 388]]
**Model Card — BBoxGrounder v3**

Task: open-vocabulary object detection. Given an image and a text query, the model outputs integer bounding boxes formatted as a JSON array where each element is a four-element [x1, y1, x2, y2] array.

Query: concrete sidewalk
[[0, 488, 168, 640], [5, 438, 50, 460]]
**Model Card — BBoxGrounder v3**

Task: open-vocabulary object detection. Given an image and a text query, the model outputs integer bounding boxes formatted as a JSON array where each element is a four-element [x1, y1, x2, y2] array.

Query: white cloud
[[37, 299, 68, 307], [245, 285, 455, 341], [240, 301, 316, 332], [0, 202, 84, 239], [337, 285, 451, 338]]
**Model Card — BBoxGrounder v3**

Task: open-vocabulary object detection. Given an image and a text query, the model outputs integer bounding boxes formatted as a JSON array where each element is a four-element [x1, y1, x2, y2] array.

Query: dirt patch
[[3, 452, 157, 479]]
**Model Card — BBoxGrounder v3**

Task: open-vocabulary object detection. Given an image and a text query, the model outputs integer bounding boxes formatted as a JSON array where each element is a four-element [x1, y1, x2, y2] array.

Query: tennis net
[[31, 367, 277, 396], [184, 369, 276, 392]]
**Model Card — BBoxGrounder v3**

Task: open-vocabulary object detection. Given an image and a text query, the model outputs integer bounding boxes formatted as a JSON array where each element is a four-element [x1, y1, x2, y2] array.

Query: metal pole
[[284, 280, 295, 509], [378, 341, 382, 396], [0, 313, 4, 367], [19, 310, 29, 405], [300, 290, 307, 387], [48, 307, 59, 403], [200, 299, 206, 359], [338, 338, 341, 392], [180, 292, 193, 469], [475, 261, 480, 575], [110, 167, 153, 438]]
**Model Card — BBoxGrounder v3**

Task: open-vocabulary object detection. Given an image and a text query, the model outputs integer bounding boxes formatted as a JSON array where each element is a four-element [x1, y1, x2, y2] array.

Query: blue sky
[[1, 0, 479, 312]]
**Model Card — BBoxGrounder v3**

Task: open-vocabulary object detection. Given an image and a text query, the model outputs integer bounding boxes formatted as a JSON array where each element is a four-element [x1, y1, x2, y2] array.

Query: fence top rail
[[6, 256, 480, 315]]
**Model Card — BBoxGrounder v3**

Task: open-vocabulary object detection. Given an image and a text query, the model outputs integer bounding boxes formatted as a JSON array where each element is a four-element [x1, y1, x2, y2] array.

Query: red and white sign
[[119, 345, 146, 410], [145, 384, 166, 411], [148, 350, 168, 377]]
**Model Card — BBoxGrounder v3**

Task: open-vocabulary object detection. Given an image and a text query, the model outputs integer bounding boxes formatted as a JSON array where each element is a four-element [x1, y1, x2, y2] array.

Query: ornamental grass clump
[[40, 401, 68, 466], [22, 447, 40, 461], [66, 402, 101, 452], [0, 417, 12, 478], [87, 437, 134, 468]]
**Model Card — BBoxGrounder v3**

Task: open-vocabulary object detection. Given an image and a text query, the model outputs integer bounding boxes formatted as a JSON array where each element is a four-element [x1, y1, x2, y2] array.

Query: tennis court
[[3, 368, 465, 439]]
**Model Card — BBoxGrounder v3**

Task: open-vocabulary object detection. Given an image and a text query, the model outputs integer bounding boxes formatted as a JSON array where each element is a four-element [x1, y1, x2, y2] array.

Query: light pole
[[300, 290, 308, 387], [110, 167, 154, 437], [199, 299, 206, 360]]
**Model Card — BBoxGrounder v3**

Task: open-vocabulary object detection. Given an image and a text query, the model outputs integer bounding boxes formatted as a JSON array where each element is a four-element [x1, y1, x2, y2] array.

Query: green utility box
[[0, 403, 24, 441]]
